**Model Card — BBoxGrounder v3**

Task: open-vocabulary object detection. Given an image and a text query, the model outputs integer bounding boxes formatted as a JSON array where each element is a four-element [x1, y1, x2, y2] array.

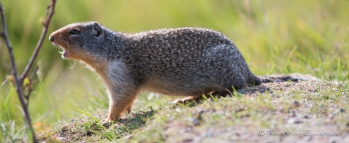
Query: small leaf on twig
[[39, 17, 45, 26], [23, 77, 30, 86], [6, 75, 14, 84]]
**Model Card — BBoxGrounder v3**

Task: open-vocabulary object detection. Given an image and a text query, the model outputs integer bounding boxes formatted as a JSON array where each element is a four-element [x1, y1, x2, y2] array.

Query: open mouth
[[52, 43, 68, 59], [59, 49, 68, 58]]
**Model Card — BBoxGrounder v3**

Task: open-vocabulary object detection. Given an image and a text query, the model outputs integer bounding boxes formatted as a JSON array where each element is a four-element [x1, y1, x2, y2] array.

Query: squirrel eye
[[69, 29, 80, 34]]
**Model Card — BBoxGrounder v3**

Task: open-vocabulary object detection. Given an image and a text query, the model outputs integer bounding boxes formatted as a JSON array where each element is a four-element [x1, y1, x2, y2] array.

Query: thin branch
[[0, 0, 57, 142], [0, 2, 28, 118], [0, 2, 37, 143], [20, 0, 57, 81]]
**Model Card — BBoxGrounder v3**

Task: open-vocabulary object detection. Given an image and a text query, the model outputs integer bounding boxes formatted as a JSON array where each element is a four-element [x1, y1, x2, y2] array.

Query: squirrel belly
[[49, 22, 313, 121]]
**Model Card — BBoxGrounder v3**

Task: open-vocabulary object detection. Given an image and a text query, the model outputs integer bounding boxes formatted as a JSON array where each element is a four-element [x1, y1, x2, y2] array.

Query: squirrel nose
[[49, 36, 54, 42]]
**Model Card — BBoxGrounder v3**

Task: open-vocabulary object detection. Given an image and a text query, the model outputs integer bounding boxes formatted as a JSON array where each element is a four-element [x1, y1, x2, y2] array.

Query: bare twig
[[20, 0, 56, 81], [0, 2, 37, 142], [0, 0, 57, 142]]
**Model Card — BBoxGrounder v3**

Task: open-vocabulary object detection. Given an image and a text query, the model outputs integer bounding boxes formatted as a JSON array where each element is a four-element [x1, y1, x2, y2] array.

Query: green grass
[[34, 81, 349, 142], [0, 0, 348, 142]]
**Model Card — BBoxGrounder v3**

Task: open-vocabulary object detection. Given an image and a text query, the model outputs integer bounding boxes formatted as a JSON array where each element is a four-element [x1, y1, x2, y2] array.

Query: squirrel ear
[[93, 23, 103, 37]]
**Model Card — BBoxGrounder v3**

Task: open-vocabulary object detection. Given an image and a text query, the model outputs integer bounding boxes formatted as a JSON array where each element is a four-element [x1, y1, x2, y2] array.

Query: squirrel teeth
[[59, 49, 68, 59]]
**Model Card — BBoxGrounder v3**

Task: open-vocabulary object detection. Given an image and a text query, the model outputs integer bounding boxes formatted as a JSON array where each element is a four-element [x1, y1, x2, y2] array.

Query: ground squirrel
[[49, 22, 317, 122]]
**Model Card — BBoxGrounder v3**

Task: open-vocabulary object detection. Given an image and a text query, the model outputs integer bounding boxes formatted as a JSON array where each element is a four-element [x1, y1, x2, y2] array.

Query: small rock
[[302, 136, 312, 141], [304, 114, 311, 119], [182, 138, 193, 143], [55, 137, 67, 141], [293, 100, 301, 107], [288, 117, 303, 124]]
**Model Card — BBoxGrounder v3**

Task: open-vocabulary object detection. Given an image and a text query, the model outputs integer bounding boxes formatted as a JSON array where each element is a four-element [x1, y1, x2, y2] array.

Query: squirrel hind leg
[[171, 95, 203, 105], [170, 89, 233, 105]]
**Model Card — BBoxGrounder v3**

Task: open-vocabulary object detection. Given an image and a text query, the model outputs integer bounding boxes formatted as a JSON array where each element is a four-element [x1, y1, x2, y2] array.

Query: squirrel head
[[49, 22, 105, 62]]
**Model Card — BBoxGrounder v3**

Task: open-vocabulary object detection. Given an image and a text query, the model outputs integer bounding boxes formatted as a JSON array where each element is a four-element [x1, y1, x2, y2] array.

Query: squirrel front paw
[[100, 117, 115, 127]]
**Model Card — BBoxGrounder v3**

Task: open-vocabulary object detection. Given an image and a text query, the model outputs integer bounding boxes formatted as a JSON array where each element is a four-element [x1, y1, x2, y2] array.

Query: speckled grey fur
[[49, 22, 316, 120]]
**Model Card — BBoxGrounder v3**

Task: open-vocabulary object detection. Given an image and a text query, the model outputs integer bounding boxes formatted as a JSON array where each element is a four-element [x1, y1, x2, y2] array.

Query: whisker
[[69, 61, 77, 70]]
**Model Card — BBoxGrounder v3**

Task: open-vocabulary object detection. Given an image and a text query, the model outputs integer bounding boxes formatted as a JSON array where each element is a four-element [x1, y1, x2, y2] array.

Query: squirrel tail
[[258, 73, 318, 83]]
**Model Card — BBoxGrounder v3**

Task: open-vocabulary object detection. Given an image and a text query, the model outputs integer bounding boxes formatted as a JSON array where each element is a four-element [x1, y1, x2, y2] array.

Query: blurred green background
[[0, 0, 348, 134]]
